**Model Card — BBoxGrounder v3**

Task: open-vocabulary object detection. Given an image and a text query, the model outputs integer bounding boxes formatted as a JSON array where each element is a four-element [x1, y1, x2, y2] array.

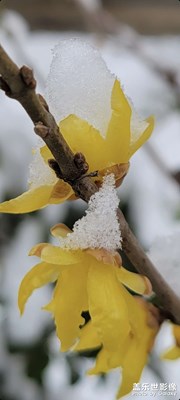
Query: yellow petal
[[161, 324, 180, 360], [29, 243, 51, 257], [88, 348, 109, 374], [18, 262, 61, 314], [116, 296, 158, 398], [50, 223, 72, 238], [74, 321, 101, 351], [115, 266, 152, 295], [49, 180, 73, 204], [89, 337, 130, 374], [129, 116, 154, 157], [97, 163, 129, 188], [40, 245, 86, 265], [87, 260, 130, 352], [29, 243, 86, 265], [116, 284, 155, 342], [46, 263, 89, 351], [60, 115, 110, 171], [162, 346, 180, 360], [106, 80, 131, 163], [0, 185, 55, 214], [173, 324, 180, 346], [117, 337, 148, 399]]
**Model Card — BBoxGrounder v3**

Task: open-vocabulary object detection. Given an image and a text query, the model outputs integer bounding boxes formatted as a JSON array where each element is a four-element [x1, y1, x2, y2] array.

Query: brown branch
[[0, 45, 97, 202], [0, 44, 180, 324], [119, 209, 180, 323]]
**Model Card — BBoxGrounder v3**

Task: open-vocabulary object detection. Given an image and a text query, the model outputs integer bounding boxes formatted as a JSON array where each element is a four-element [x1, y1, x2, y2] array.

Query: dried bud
[[74, 152, 89, 174], [34, 122, 50, 138], [20, 65, 36, 89]]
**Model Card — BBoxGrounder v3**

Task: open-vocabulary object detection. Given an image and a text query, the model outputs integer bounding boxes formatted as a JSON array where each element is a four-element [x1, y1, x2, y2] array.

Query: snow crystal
[[59, 174, 121, 251], [28, 147, 58, 189], [46, 38, 115, 136], [148, 231, 180, 296]]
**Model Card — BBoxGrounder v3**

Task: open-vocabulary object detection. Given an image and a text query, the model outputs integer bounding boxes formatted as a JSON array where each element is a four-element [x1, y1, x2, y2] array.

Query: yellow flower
[[161, 324, 180, 360], [18, 223, 151, 347], [18, 176, 157, 398], [18, 222, 154, 398], [76, 296, 159, 399], [0, 79, 154, 214]]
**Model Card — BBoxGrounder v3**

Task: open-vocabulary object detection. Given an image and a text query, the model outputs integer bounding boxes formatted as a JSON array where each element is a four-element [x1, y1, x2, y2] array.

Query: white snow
[[28, 147, 58, 189], [59, 174, 121, 250], [46, 38, 115, 136]]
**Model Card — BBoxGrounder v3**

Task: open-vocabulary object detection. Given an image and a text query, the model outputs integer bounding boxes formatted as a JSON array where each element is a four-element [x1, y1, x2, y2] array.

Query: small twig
[[0, 44, 180, 323]]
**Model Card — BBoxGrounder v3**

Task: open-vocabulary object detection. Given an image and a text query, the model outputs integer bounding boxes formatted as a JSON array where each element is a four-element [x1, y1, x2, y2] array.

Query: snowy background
[[0, 2, 180, 400]]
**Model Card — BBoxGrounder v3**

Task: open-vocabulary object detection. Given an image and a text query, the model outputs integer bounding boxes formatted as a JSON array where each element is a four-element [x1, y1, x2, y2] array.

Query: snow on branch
[[60, 174, 122, 251]]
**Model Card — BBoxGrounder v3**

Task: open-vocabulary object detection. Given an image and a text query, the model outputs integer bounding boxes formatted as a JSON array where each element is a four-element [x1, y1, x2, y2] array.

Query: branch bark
[[0, 43, 180, 323]]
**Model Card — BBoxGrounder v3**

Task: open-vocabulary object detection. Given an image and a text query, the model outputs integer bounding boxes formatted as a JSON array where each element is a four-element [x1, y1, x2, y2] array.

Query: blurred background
[[0, 1, 180, 400]]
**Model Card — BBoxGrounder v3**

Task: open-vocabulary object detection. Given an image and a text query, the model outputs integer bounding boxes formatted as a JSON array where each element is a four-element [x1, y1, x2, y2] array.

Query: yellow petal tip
[[50, 223, 71, 238], [28, 243, 48, 257], [143, 276, 153, 296], [18, 295, 25, 316]]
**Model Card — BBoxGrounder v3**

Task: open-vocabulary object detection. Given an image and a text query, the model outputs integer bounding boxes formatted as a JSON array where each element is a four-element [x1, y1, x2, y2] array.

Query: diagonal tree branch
[[0, 43, 180, 323], [0, 45, 97, 202]]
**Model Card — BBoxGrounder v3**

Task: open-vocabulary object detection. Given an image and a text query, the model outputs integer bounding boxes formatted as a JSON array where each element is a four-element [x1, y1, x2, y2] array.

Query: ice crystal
[[59, 174, 122, 251], [46, 38, 115, 136]]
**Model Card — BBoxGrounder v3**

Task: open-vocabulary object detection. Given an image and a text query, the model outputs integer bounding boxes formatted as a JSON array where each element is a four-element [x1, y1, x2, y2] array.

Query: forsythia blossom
[[18, 176, 159, 398], [0, 39, 164, 399], [0, 39, 154, 214]]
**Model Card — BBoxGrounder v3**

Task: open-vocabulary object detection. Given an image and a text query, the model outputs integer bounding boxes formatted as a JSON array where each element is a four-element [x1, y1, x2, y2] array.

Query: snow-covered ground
[[0, 9, 180, 400]]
